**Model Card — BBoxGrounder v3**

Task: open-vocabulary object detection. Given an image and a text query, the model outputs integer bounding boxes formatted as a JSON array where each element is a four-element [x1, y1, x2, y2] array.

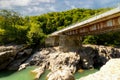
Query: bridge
[[46, 7, 120, 51]]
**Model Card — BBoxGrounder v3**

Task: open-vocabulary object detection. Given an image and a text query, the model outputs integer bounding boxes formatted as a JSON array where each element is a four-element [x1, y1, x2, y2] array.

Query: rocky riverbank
[[19, 47, 80, 80], [19, 44, 120, 80], [0, 44, 120, 80]]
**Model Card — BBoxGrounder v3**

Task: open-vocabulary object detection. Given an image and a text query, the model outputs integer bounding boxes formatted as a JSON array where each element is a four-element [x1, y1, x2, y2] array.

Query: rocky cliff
[[0, 44, 32, 70]]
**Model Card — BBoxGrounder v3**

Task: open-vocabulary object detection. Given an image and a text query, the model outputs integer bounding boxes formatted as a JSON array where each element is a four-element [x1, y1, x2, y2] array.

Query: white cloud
[[64, 0, 70, 6], [71, 5, 76, 9], [0, 0, 56, 9], [13, 0, 30, 6], [0, 0, 11, 8], [48, 6, 56, 11], [37, 0, 56, 3], [0, 0, 31, 8]]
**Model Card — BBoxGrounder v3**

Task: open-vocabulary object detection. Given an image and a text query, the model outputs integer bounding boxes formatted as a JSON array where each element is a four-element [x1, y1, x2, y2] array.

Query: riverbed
[[0, 66, 98, 80]]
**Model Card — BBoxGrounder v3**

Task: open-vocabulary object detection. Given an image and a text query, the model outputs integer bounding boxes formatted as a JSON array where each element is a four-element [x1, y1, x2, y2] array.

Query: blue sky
[[0, 0, 119, 16]]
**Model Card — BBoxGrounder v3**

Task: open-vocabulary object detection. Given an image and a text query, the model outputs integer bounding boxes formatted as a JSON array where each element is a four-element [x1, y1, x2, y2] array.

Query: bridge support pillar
[[45, 36, 59, 47], [59, 35, 82, 52]]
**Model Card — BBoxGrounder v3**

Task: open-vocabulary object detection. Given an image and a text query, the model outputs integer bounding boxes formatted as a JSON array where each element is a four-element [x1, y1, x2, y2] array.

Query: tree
[[27, 22, 45, 45]]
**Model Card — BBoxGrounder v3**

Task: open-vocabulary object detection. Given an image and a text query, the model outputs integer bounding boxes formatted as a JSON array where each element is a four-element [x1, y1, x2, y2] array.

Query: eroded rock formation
[[1, 44, 119, 80], [20, 47, 80, 80], [0, 44, 32, 70], [22, 45, 120, 80], [46, 68, 75, 80], [79, 59, 120, 80]]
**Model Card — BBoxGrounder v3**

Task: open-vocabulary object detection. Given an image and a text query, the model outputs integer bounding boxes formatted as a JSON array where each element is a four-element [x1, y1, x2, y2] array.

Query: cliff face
[[0, 44, 32, 70], [80, 45, 120, 68]]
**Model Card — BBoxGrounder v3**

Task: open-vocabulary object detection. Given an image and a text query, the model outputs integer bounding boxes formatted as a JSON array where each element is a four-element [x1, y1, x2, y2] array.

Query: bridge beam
[[59, 35, 82, 52]]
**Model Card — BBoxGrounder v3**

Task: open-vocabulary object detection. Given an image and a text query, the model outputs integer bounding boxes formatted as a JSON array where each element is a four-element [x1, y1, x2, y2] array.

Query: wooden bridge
[[46, 7, 120, 51]]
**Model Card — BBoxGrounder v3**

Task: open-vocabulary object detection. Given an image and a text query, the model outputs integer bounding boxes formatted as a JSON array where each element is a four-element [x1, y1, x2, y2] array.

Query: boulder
[[48, 51, 80, 73], [31, 64, 45, 80], [18, 63, 29, 71], [78, 46, 96, 69], [79, 59, 120, 80], [46, 68, 75, 80], [0, 46, 14, 52]]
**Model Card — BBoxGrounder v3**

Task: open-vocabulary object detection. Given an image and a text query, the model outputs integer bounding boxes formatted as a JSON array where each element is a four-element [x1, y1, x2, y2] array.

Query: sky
[[0, 0, 119, 16]]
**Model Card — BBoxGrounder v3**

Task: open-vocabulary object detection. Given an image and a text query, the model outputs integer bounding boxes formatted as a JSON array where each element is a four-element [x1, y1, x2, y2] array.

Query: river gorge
[[0, 44, 120, 80]]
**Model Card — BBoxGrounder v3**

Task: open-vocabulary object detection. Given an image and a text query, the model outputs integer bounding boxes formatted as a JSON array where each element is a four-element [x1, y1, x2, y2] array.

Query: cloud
[[0, 0, 118, 16], [37, 0, 56, 3], [48, 6, 56, 11], [64, 0, 94, 9], [0, 0, 56, 9], [0, 0, 31, 8], [64, 0, 70, 6], [27, 7, 44, 13]]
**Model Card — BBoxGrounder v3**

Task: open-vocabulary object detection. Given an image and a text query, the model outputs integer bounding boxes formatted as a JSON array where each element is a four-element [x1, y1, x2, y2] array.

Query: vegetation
[[1, 8, 119, 46], [83, 31, 120, 46]]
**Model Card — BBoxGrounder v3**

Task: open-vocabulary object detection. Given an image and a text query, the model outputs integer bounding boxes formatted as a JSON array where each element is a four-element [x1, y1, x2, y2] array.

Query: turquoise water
[[0, 66, 98, 80]]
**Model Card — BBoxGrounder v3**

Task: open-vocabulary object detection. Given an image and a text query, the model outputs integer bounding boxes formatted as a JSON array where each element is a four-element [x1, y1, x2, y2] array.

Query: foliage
[[83, 31, 120, 46], [27, 22, 45, 45], [1, 8, 117, 46]]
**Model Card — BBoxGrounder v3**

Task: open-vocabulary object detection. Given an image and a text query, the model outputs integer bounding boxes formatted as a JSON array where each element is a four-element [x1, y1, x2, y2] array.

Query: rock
[[79, 59, 120, 80], [18, 63, 29, 71], [17, 45, 120, 80], [18, 52, 41, 70], [78, 46, 96, 69], [0, 50, 15, 63], [20, 47, 80, 80], [79, 45, 120, 69], [24, 49, 32, 55], [0, 46, 14, 52], [0, 44, 29, 70], [7, 58, 27, 70], [0, 50, 15, 70], [7, 48, 32, 70], [46, 68, 75, 80], [31, 64, 45, 80], [48, 51, 80, 73]]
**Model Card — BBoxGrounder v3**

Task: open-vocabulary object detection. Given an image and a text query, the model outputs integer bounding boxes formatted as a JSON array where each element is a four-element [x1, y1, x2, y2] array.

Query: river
[[0, 66, 98, 80]]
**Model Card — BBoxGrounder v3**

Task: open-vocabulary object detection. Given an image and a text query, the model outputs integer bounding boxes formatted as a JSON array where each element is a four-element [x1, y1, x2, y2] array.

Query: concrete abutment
[[45, 35, 82, 51]]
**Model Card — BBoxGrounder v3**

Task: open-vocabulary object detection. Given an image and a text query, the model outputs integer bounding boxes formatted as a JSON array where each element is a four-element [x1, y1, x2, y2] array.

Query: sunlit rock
[[46, 68, 75, 80], [79, 59, 120, 80]]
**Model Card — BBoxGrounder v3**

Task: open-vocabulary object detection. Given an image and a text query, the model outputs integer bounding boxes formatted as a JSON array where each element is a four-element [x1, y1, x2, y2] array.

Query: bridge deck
[[50, 7, 120, 36]]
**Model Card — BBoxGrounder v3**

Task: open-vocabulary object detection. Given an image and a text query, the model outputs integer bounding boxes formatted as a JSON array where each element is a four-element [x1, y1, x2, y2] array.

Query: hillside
[[1, 8, 119, 46]]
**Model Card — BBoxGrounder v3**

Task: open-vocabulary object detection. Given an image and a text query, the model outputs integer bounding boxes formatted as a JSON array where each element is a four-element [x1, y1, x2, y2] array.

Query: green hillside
[[1, 8, 119, 46]]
